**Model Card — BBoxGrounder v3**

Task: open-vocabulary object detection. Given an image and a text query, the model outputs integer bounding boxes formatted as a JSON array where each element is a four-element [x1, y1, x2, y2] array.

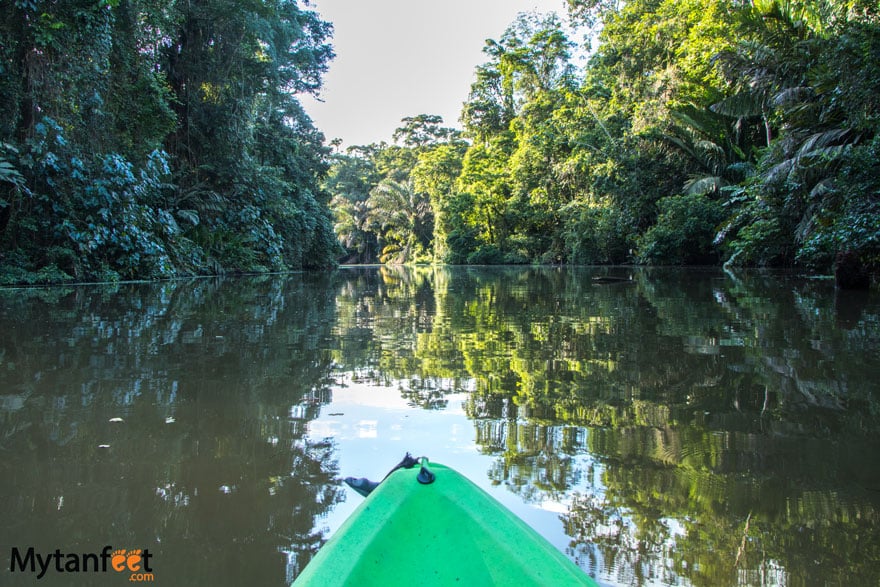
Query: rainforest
[[1, 0, 879, 284]]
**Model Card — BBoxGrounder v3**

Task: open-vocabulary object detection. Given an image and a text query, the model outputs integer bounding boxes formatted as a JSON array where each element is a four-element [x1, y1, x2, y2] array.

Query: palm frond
[[726, 161, 756, 181], [797, 128, 854, 157], [694, 140, 725, 158], [764, 159, 795, 184], [661, 134, 700, 163], [670, 107, 722, 137], [772, 86, 812, 107], [807, 178, 834, 201], [176, 209, 201, 226], [711, 91, 764, 118], [685, 176, 725, 196]]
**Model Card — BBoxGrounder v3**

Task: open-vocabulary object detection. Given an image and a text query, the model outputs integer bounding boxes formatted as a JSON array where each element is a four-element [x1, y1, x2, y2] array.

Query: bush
[[562, 200, 635, 264], [637, 193, 724, 265], [460, 243, 525, 265]]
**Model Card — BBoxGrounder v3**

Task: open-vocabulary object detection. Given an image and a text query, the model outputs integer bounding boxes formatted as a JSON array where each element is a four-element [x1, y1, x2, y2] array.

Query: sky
[[299, 0, 570, 148]]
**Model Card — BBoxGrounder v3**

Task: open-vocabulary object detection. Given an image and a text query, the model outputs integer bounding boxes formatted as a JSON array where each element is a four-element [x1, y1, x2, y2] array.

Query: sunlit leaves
[[367, 179, 432, 264]]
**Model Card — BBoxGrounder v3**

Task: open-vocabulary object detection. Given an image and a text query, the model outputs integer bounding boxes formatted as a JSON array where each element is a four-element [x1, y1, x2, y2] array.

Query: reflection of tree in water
[[469, 397, 589, 503], [0, 276, 344, 586], [332, 266, 457, 409], [563, 443, 880, 586], [327, 266, 880, 585]]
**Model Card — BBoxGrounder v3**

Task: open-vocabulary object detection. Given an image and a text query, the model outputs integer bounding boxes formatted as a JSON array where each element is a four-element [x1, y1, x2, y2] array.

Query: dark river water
[[1, 266, 879, 586]]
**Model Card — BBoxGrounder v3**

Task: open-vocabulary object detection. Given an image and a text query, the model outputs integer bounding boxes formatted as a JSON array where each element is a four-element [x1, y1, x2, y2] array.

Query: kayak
[[293, 459, 598, 586]]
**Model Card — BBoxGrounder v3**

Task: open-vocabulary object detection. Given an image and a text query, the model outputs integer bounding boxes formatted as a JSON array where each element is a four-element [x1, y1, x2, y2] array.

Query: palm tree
[[709, 0, 878, 265], [663, 105, 756, 198], [366, 179, 433, 264], [331, 194, 376, 263]]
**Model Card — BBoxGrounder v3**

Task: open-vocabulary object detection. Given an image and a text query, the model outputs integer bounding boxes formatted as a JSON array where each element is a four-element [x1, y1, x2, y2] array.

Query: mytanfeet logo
[[10, 545, 154, 581]]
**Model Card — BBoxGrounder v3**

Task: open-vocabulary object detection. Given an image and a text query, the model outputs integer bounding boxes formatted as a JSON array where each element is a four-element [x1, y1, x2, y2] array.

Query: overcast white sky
[[300, 0, 569, 148]]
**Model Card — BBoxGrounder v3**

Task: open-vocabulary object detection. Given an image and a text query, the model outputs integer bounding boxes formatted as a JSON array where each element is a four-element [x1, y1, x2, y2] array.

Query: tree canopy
[[0, 0, 339, 284], [327, 1, 880, 277], [2, 1, 879, 281]]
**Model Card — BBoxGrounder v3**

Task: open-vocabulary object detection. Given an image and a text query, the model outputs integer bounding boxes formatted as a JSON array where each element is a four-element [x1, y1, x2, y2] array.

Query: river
[[1, 266, 879, 585]]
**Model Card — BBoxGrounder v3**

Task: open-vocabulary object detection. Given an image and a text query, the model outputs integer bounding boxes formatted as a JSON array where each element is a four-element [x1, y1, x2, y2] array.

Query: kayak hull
[[293, 462, 597, 586]]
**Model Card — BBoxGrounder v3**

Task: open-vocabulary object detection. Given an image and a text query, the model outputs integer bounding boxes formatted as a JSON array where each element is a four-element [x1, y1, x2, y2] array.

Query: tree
[[0, 0, 340, 283], [456, 137, 516, 260], [462, 12, 574, 143], [366, 179, 432, 264], [326, 152, 380, 263], [713, 0, 880, 269], [0, 0, 184, 281], [637, 192, 725, 265], [392, 115, 462, 148], [411, 143, 468, 263], [325, 115, 466, 266], [161, 0, 336, 271], [456, 14, 580, 264]]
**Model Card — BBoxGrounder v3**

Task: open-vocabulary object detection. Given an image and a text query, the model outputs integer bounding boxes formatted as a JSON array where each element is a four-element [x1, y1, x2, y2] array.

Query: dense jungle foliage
[[2, 1, 879, 283], [328, 0, 880, 274], [0, 0, 339, 284]]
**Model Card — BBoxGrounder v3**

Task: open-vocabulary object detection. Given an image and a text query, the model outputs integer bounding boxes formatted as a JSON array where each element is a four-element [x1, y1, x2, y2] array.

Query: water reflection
[[2, 267, 879, 586], [330, 266, 880, 586], [0, 276, 342, 586]]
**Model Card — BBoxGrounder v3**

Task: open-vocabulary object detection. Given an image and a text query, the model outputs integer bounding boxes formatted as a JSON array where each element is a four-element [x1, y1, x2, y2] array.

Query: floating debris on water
[[109, 417, 124, 423], [165, 416, 176, 424]]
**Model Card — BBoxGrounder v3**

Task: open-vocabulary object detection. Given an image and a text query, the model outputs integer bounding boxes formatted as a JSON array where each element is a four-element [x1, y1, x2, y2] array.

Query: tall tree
[[411, 143, 468, 263], [0, 0, 339, 283], [326, 152, 380, 263], [367, 178, 432, 264], [393, 115, 461, 148]]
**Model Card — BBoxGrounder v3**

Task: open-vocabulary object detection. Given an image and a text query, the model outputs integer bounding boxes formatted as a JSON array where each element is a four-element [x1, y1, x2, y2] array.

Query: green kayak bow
[[293, 459, 598, 586]]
